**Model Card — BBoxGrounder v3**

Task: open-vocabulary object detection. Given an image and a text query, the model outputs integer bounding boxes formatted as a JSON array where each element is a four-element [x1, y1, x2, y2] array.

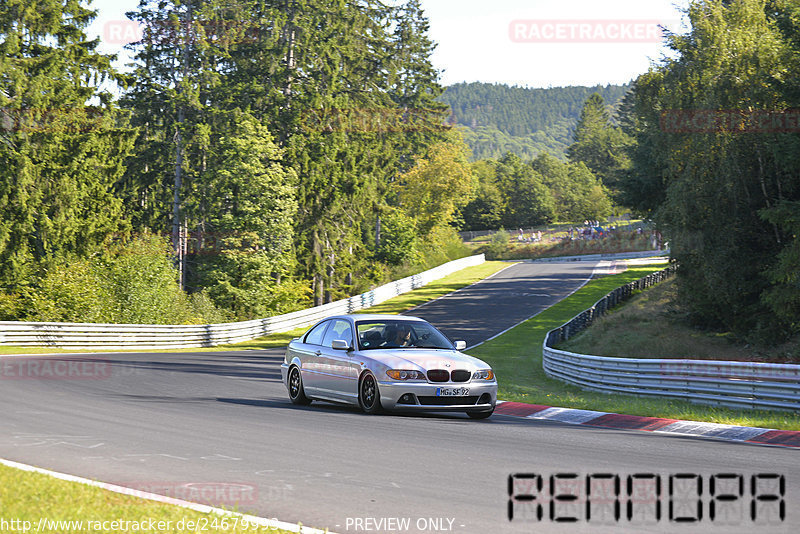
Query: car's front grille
[[427, 369, 449, 382], [417, 395, 480, 406], [450, 370, 471, 382]]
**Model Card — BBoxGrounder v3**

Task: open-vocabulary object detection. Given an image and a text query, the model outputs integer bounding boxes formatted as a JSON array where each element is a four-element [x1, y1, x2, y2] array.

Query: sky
[[85, 0, 691, 89]]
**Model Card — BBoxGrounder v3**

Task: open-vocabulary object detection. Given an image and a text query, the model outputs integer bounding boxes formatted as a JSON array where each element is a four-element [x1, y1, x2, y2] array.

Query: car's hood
[[361, 348, 490, 371]]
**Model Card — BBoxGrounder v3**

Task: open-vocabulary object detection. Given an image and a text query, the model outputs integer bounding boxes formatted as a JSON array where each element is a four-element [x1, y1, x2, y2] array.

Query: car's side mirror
[[332, 339, 351, 351], [454, 340, 467, 351]]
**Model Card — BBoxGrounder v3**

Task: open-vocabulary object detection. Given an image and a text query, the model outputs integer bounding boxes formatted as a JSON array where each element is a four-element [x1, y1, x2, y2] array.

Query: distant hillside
[[439, 82, 631, 161]]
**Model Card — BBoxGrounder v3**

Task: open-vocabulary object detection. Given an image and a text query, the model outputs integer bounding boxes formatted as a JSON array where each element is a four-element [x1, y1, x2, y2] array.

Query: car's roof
[[326, 314, 426, 322]]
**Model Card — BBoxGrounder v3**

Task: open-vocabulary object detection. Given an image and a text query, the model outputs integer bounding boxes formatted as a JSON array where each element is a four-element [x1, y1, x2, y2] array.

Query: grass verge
[[466, 263, 800, 431], [559, 278, 800, 363], [0, 261, 512, 355], [0, 463, 300, 534]]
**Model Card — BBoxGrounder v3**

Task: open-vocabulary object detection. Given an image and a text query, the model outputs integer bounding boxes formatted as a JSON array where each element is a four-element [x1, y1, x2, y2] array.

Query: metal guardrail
[[0, 254, 485, 350], [543, 265, 800, 411]]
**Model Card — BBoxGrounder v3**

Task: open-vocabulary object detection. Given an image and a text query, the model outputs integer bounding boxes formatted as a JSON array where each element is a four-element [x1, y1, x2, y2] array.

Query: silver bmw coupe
[[280, 314, 497, 418]]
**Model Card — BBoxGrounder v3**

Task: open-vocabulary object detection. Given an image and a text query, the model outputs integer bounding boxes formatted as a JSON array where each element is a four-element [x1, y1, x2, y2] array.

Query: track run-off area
[[1, 259, 797, 534]]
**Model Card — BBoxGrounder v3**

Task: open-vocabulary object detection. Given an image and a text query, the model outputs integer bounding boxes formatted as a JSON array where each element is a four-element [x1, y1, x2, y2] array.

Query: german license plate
[[436, 387, 469, 396]]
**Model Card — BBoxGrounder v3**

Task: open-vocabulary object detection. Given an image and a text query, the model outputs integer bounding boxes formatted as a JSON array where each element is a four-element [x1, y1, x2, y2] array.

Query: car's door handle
[[315, 350, 321, 356]]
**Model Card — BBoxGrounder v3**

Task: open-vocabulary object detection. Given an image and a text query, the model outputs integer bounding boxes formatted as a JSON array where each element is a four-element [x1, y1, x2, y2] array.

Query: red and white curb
[[494, 401, 800, 449], [0, 457, 335, 534]]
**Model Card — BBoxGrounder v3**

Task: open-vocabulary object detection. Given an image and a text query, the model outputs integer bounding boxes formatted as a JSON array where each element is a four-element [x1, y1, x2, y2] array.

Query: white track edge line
[[0, 457, 335, 534], [466, 263, 597, 351], [466, 255, 668, 350], [405, 261, 521, 313]]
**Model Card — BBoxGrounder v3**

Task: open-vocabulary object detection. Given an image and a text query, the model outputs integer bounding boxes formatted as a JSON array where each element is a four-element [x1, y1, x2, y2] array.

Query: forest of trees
[[439, 82, 630, 160], [620, 0, 800, 343], [0, 0, 633, 325], [2, 0, 797, 346], [456, 90, 628, 230], [0, 0, 476, 323]]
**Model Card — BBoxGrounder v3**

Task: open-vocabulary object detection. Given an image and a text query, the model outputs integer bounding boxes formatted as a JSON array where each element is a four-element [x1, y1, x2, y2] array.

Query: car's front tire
[[358, 372, 383, 414], [288, 366, 312, 405], [467, 408, 494, 419]]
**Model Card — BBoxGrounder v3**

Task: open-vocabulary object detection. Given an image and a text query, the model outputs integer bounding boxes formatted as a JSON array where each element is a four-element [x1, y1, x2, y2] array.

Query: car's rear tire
[[288, 366, 311, 405], [358, 372, 383, 414], [467, 408, 494, 419]]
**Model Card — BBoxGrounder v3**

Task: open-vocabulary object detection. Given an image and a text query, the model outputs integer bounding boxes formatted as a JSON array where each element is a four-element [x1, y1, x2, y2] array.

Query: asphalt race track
[[0, 260, 797, 534], [407, 260, 597, 347]]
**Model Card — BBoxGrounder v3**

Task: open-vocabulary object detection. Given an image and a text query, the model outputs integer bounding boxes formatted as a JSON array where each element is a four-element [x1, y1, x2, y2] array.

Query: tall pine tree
[[0, 0, 135, 289]]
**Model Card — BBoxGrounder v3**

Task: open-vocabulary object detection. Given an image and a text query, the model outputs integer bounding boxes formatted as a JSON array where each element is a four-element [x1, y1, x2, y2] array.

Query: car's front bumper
[[377, 379, 497, 412], [280, 363, 289, 390]]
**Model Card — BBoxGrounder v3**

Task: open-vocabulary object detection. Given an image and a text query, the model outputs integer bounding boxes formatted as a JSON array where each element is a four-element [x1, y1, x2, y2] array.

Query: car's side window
[[304, 320, 330, 346], [322, 319, 353, 348]]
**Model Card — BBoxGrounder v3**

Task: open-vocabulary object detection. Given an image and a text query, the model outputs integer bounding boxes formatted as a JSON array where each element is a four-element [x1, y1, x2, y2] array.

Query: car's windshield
[[356, 320, 454, 350]]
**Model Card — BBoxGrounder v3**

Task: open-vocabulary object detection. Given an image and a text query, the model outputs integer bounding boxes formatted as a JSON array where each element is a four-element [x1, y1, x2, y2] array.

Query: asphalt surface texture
[[407, 260, 597, 347], [1, 260, 797, 534]]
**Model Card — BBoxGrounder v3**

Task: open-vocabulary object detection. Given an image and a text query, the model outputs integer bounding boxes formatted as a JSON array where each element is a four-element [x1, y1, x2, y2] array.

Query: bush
[[25, 259, 115, 323], [486, 229, 511, 259], [376, 210, 420, 265], [20, 236, 225, 325]]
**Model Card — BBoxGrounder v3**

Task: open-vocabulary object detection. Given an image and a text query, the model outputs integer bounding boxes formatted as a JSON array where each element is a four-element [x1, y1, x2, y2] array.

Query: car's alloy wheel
[[288, 366, 311, 405], [359, 373, 382, 414]]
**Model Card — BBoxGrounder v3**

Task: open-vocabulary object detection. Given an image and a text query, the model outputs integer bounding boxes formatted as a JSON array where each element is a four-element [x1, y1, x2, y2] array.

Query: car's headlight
[[386, 369, 427, 381], [472, 369, 494, 380]]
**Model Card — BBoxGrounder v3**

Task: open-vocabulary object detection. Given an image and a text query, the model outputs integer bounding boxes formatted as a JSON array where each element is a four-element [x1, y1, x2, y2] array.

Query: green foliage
[[376, 210, 420, 265], [494, 153, 555, 227], [460, 150, 614, 231], [0, 0, 136, 290], [21, 236, 219, 324], [440, 82, 630, 160], [486, 229, 511, 259], [24, 259, 114, 323], [0, 0, 506, 324], [760, 201, 800, 330], [408, 225, 472, 271], [620, 0, 800, 341], [531, 153, 613, 221], [460, 160, 506, 230], [395, 131, 476, 235], [567, 93, 634, 198], [192, 114, 300, 319]]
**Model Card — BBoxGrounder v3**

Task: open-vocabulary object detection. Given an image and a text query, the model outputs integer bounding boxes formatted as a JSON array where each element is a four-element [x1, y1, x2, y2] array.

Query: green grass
[[559, 278, 800, 363], [356, 260, 512, 314], [0, 463, 303, 533], [466, 263, 800, 431], [0, 261, 512, 355]]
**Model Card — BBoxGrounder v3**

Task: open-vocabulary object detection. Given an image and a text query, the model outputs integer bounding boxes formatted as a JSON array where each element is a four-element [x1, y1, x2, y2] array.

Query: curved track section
[[1, 261, 796, 534]]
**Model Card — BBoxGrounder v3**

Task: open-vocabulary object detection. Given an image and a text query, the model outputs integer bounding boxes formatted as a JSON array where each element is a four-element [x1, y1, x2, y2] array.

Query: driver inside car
[[383, 324, 413, 347]]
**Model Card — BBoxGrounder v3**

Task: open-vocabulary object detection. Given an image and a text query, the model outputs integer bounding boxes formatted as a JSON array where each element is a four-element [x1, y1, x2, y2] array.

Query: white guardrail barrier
[[0, 254, 485, 350], [543, 265, 800, 411]]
